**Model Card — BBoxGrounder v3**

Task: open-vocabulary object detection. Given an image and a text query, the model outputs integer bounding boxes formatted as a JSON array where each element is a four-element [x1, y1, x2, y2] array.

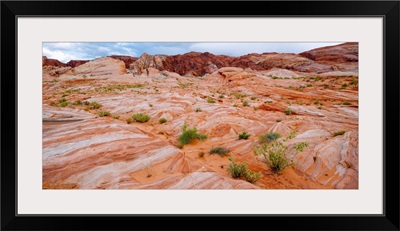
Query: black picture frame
[[1, 1, 399, 230]]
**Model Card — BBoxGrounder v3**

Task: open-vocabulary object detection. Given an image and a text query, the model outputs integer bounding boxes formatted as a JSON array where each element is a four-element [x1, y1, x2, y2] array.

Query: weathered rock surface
[[42, 43, 358, 189]]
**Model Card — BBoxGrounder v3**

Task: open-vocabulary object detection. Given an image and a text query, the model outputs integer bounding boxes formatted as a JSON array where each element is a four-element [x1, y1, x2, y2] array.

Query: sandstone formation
[[42, 42, 358, 189]]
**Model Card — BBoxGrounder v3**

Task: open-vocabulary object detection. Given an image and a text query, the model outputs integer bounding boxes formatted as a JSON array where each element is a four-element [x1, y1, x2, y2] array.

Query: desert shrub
[[343, 101, 351, 105], [219, 94, 225, 98], [333, 130, 346, 136], [209, 147, 230, 156], [227, 157, 248, 178], [57, 98, 70, 107], [72, 100, 81, 105], [148, 104, 153, 107], [295, 142, 309, 152], [242, 101, 249, 107], [198, 151, 205, 158], [238, 131, 251, 140], [207, 97, 216, 103], [259, 132, 280, 143], [306, 84, 313, 87], [195, 108, 202, 112], [159, 117, 167, 124], [250, 96, 256, 100], [244, 170, 262, 183], [254, 132, 298, 173], [98, 111, 110, 117], [112, 115, 120, 119], [126, 118, 133, 124], [233, 104, 238, 107], [254, 141, 293, 173], [350, 78, 358, 85], [132, 113, 150, 123], [89, 101, 102, 109], [178, 122, 207, 147], [284, 108, 292, 115]]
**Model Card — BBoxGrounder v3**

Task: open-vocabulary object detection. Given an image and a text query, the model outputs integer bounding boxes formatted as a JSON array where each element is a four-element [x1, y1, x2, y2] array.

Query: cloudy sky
[[43, 42, 342, 63]]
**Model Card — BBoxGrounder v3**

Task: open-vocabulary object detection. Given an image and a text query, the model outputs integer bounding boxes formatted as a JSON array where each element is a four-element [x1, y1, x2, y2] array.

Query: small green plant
[[148, 104, 153, 107], [178, 122, 207, 147], [259, 132, 281, 143], [343, 101, 351, 105], [350, 78, 358, 85], [342, 83, 348, 88], [227, 157, 248, 178], [238, 131, 251, 140], [250, 96, 256, 100], [306, 84, 313, 87], [219, 94, 225, 98], [209, 147, 230, 157], [242, 101, 249, 107], [132, 113, 150, 123], [159, 117, 167, 124], [72, 100, 81, 105], [333, 130, 346, 136], [195, 108, 202, 112], [112, 115, 120, 119], [295, 142, 309, 152], [284, 108, 292, 115], [233, 104, 238, 107], [57, 98, 70, 107], [207, 97, 216, 103], [98, 111, 110, 117], [198, 151, 205, 158], [244, 170, 262, 183], [254, 140, 294, 173], [89, 101, 102, 109], [126, 118, 133, 124]]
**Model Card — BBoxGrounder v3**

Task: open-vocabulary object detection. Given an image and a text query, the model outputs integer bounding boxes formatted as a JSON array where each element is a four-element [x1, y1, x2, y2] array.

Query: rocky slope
[[42, 43, 358, 189]]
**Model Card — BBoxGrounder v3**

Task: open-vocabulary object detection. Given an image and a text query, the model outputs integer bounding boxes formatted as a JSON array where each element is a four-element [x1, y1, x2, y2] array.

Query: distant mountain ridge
[[43, 42, 358, 76]]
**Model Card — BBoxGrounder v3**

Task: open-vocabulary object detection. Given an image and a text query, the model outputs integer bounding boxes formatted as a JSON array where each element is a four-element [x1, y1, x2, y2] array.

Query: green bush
[[89, 101, 102, 109], [254, 141, 294, 173], [72, 100, 82, 105], [112, 115, 120, 119], [244, 170, 262, 183], [227, 157, 248, 178], [159, 117, 167, 124], [242, 101, 249, 107], [126, 118, 133, 124], [259, 132, 280, 143], [178, 122, 207, 147], [284, 108, 292, 115], [209, 147, 230, 157], [295, 142, 309, 152], [333, 130, 346, 136], [195, 108, 202, 112], [238, 131, 251, 140], [343, 101, 351, 105], [132, 113, 150, 123], [207, 97, 216, 103], [98, 111, 110, 117]]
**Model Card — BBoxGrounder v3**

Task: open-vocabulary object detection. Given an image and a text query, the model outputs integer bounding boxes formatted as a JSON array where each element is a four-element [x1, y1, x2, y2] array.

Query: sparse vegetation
[[207, 97, 216, 103], [98, 111, 110, 117], [178, 122, 207, 147], [132, 113, 150, 123], [112, 115, 120, 119], [219, 94, 225, 98], [126, 118, 133, 124], [195, 108, 202, 112], [244, 170, 262, 183], [343, 101, 351, 105], [284, 108, 292, 115], [238, 131, 251, 140], [227, 157, 248, 178], [233, 104, 238, 107], [333, 130, 346, 136], [242, 101, 249, 107], [250, 96, 256, 100], [159, 117, 167, 124], [295, 142, 309, 152], [95, 84, 143, 93], [259, 132, 280, 143], [89, 101, 102, 109], [209, 147, 230, 157]]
